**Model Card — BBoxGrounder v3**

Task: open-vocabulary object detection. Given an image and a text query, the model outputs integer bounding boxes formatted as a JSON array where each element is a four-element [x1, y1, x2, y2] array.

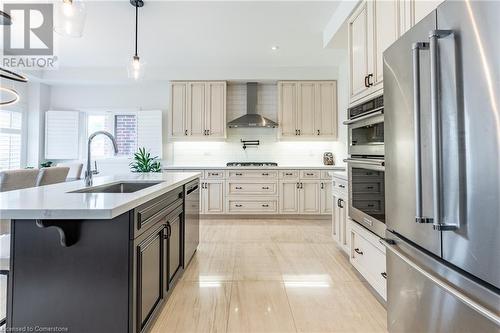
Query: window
[[87, 112, 138, 158], [0, 110, 23, 170]]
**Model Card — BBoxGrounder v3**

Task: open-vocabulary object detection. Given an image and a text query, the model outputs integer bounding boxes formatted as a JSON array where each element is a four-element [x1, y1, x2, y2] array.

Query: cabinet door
[[299, 181, 320, 214], [372, 0, 399, 89], [315, 81, 337, 137], [399, 0, 413, 36], [320, 181, 332, 215], [349, 2, 370, 102], [203, 181, 224, 214], [279, 181, 299, 214], [187, 82, 206, 137], [339, 199, 349, 253], [413, 0, 442, 26], [136, 225, 165, 332], [205, 82, 226, 138], [168, 213, 183, 285], [278, 82, 298, 137], [297, 82, 316, 136], [170, 82, 187, 137]]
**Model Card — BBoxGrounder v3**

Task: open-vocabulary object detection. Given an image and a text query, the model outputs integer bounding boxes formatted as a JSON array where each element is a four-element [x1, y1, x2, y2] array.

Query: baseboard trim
[[200, 214, 330, 220]]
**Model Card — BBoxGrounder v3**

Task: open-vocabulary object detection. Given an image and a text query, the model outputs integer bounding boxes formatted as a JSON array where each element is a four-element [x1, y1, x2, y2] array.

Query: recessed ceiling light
[[271, 46, 279, 51]]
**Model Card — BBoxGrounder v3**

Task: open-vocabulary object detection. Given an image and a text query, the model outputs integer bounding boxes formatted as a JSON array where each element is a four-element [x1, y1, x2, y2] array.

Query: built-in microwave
[[345, 157, 386, 238], [345, 95, 384, 156]]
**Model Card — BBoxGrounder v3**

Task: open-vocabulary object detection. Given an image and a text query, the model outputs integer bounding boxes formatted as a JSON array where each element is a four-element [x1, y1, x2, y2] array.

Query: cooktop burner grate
[[226, 162, 278, 167]]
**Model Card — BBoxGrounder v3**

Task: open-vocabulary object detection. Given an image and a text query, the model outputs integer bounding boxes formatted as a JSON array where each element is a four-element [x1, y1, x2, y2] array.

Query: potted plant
[[129, 147, 162, 173]]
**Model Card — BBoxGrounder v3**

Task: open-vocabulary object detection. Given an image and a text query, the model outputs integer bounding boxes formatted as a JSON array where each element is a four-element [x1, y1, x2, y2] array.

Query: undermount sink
[[69, 181, 164, 194]]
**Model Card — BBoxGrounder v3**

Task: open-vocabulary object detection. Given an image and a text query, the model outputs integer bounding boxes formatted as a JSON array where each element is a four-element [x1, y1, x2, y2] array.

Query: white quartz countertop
[[329, 170, 348, 180], [162, 165, 345, 171], [0, 172, 200, 220]]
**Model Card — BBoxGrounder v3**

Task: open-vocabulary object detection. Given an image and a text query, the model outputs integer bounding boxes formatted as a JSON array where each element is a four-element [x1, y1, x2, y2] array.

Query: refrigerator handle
[[429, 30, 458, 231], [381, 239, 500, 327], [412, 42, 432, 224]]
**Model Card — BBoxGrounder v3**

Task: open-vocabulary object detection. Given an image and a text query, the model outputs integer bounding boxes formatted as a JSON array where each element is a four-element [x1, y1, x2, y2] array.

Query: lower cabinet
[[299, 180, 320, 214], [201, 180, 224, 214], [332, 176, 350, 254], [350, 221, 387, 300], [135, 224, 166, 333], [319, 181, 332, 214], [167, 207, 184, 286], [279, 181, 299, 213]]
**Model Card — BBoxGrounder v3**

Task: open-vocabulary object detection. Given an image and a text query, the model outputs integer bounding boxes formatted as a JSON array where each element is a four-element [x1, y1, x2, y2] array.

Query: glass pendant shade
[[127, 55, 146, 80], [54, 0, 87, 38]]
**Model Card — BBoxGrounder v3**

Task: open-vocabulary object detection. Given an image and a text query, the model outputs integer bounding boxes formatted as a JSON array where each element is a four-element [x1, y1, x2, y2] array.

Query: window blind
[[45, 111, 80, 160]]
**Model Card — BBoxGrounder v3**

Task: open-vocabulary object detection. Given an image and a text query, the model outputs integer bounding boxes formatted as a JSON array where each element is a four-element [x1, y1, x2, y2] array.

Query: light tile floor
[[151, 218, 387, 333]]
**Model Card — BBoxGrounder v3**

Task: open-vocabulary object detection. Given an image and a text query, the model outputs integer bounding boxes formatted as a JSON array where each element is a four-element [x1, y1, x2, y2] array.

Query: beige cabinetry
[[278, 81, 337, 138], [169, 81, 226, 139], [332, 175, 350, 254], [348, 0, 398, 104], [201, 180, 224, 214], [350, 221, 387, 300], [348, 0, 444, 105]]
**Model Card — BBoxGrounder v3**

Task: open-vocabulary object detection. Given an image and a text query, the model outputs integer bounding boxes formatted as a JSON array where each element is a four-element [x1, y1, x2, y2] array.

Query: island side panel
[[8, 213, 132, 333]]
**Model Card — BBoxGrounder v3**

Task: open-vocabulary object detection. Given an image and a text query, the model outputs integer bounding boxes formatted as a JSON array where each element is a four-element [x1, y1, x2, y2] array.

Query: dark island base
[[7, 185, 194, 333]]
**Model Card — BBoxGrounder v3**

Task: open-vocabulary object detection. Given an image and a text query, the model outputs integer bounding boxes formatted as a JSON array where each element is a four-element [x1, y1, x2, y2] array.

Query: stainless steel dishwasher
[[184, 180, 200, 266]]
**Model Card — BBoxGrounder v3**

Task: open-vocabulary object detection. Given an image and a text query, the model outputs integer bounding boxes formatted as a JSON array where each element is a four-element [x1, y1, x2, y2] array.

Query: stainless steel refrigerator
[[383, 0, 500, 331]]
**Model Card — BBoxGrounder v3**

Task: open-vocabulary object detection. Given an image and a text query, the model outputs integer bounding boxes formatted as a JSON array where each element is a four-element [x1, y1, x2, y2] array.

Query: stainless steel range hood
[[227, 82, 278, 128]]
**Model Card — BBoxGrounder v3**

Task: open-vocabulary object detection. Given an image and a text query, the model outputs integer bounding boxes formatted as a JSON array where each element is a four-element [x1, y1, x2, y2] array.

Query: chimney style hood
[[227, 82, 278, 128]]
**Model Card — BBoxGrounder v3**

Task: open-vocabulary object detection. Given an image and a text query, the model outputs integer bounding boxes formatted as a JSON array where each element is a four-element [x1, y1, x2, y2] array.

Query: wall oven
[[345, 95, 384, 156], [346, 157, 386, 238]]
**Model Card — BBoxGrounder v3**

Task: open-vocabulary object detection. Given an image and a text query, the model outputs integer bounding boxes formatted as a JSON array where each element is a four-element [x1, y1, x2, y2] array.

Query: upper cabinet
[[169, 81, 226, 139], [278, 80, 337, 139], [348, 0, 443, 105]]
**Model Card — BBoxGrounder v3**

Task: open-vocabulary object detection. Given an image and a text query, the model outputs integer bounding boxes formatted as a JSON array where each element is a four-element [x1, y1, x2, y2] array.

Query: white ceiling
[[55, 1, 341, 68]]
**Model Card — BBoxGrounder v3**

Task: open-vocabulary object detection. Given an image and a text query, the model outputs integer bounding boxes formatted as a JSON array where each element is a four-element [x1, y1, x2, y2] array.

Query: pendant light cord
[[134, 4, 138, 57]]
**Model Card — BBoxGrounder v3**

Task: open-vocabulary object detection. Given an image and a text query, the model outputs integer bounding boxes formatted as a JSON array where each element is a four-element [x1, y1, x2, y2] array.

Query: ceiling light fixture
[[271, 46, 279, 51], [0, 10, 12, 25], [127, 0, 146, 80], [0, 67, 28, 83], [0, 87, 20, 106], [54, 0, 87, 38]]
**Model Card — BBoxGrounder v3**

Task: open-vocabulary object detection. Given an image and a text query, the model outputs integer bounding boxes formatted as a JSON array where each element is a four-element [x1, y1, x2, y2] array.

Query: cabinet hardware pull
[[262, 173, 269, 176], [366, 186, 374, 189], [381, 272, 387, 279], [235, 204, 243, 207], [364, 75, 369, 88], [262, 204, 269, 207], [236, 173, 243, 176], [262, 186, 269, 190], [317, 129, 320, 135], [185, 129, 188, 136], [298, 129, 301, 135], [339, 184, 345, 189], [295, 129, 298, 135], [285, 173, 293, 176], [367, 73, 374, 86], [235, 187, 243, 190], [337, 198, 344, 208], [320, 183, 324, 189], [306, 173, 313, 176], [207, 129, 210, 135], [300, 183, 303, 189], [354, 248, 364, 255], [296, 183, 300, 189]]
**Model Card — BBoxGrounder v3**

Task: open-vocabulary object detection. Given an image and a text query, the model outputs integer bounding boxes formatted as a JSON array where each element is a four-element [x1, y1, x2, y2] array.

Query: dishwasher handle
[[186, 184, 199, 195]]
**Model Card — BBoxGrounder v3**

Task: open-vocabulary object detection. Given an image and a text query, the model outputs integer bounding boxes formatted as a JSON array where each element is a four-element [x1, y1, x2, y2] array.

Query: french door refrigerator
[[383, 0, 500, 332]]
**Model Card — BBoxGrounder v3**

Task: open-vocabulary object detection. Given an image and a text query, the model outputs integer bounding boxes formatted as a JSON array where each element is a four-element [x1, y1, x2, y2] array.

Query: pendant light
[[0, 10, 12, 25], [54, 0, 87, 38], [127, 0, 146, 80]]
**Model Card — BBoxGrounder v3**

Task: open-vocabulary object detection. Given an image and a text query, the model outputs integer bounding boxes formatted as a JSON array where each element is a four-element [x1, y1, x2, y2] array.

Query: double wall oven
[[344, 95, 386, 238]]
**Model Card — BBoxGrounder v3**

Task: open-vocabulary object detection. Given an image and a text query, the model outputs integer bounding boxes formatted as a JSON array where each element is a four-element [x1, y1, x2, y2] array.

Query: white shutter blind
[[45, 111, 80, 159], [137, 110, 163, 158]]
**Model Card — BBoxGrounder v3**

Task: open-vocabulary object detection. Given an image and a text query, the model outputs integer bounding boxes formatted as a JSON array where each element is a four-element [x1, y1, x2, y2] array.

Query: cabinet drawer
[[332, 178, 348, 192], [227, 181, 278, 196], [227, 198, 278, 214], [228, 170, 278, 179], [350, 226, 386, 300], [204, 170, 225, 179], [352, 198, 383, 213], [300, 170, 320, 179], [321, 171, 332, 179], [352, 168, 384, 180], [279, 170, 299, 180], [134, 188, 183, 237], [352, 182, 382, 194]]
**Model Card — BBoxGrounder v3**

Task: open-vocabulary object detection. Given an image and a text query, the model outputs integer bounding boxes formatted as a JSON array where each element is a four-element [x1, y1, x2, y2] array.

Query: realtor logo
[[3, 4, 53, 56]]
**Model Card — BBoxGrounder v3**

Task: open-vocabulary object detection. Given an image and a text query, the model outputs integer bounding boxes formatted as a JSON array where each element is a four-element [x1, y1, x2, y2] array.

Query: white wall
[[26, 83, 51, 168]]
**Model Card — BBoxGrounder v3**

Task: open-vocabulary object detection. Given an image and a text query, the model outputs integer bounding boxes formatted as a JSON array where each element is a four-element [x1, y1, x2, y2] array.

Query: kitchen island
[[0, 172, 201, 333]]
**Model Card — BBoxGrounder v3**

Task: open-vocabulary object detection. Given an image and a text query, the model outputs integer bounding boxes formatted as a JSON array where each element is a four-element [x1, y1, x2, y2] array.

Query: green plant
[[130, 147, 162, 173], [40, 161, 53, 168]]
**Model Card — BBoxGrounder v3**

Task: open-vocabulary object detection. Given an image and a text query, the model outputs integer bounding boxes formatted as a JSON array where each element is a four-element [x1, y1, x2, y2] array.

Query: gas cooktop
[[226, 162, 278, 167]]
